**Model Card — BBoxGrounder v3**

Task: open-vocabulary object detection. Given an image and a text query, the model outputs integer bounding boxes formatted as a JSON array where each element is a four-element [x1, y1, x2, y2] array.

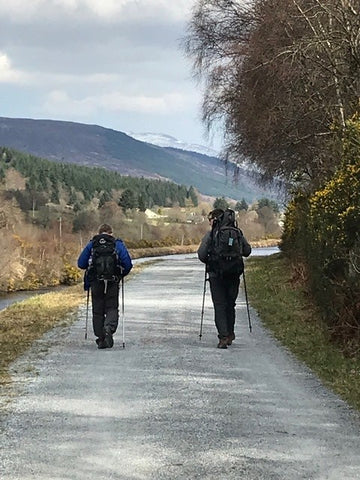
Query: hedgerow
[[281, 117, 360, 353]]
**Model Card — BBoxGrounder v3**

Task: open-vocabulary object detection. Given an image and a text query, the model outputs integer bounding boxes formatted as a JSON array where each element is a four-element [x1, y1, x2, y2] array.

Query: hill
[[0, 117, 275, 203]]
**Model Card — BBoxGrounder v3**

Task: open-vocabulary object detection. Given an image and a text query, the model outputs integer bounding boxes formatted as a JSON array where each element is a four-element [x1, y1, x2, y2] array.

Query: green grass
[[246, 253, 360, 411]]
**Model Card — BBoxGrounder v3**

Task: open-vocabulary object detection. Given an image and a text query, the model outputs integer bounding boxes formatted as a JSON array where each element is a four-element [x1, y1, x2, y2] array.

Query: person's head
[[207, 209, 224, 226], [98, 223, 113, 235]]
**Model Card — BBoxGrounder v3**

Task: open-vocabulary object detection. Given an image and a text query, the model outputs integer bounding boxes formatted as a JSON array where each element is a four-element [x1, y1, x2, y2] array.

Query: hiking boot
[[227, 333, 235, 345], [96, 338, 106, 349], [217, 338, 228, 349], [104, 329, 114, 348]]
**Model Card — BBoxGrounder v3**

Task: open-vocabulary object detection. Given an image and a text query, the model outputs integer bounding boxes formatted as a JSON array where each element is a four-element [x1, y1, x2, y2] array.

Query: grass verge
[[0, 284, 85, 386], [246, 253, 360, 411]]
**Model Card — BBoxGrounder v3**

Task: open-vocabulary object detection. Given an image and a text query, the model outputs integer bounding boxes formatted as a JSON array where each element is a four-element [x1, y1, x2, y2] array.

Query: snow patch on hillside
[[127, 132, 220, 158]]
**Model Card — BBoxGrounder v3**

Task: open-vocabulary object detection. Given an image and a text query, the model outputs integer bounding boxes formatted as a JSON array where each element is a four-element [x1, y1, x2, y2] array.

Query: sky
[[0, 0, 222, 151]]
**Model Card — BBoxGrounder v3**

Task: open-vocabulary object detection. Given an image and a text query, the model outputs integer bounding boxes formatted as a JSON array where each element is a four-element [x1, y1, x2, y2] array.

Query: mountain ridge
[[0, 116, 275, 203]]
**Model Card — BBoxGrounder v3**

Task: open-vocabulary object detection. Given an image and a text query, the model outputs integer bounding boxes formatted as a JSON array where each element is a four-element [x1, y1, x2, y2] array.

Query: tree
[[118, 188, 136, 212], [68, 188, 78, 206], [73, 210, 99, 233], [36, 206, 52, 228], [0, 164, 5, 180], [257, 198, 279, 213], [257, 206, 282, 237], [213, 196, 229, 210], [184, 0, 360, 191], [50, 180, 60, 204], [99, 190, 112, 208], [235, 199, 248, 211], [187, 186, 199, 207], [138, 194, 146, 212]]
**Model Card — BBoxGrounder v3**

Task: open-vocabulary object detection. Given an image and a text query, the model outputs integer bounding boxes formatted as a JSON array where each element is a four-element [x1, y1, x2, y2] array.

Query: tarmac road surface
[[1, 254, 360, 479]]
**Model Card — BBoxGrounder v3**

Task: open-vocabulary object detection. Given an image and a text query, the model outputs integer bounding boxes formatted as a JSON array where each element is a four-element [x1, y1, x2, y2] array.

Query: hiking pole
[[242, 269, 252, 333], [121, 276, 125, 349], [85, 288, 90, 340], [199, 266, 208, 339]]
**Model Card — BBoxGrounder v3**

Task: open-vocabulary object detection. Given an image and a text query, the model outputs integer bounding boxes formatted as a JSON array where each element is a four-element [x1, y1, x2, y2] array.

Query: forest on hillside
[[0, 147, 197, 213], [0, 147, 281, 292], [184, 0, 360, 352]]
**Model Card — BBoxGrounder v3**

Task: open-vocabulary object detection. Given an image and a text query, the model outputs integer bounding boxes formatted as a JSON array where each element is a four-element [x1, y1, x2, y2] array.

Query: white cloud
[[0, 0, 45, 21], [43, 89, 196, 117], [43, 90, 96, 116], [0, 0, 193, 22], [0, 52, 119, 86], [0, 52, 25, 83], [99, 91, 193, 114]]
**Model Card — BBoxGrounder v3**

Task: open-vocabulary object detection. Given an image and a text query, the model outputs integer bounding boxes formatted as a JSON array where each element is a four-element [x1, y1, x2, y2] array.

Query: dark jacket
[[77, 236, 133, 290], [197, 230, 251, 276]]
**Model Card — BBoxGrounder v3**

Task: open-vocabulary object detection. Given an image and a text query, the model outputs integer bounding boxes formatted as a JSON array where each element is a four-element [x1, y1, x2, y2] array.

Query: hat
[[208, 209, 224, 221]]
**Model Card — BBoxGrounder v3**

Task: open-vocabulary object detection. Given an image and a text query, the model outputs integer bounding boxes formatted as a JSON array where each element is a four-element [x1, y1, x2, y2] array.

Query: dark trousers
[[90, 280, 119, 339], [209, 274, 240, 339]]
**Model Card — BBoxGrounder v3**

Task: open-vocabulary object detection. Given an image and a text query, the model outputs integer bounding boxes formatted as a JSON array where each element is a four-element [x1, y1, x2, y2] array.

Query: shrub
[[61, 262, 82, 285], [281, 117, 360, 353]]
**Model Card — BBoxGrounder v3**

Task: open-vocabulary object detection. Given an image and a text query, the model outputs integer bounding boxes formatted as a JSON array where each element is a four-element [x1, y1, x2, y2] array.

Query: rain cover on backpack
[[89, 234, 120, 281], [208, 209, 244, 276]]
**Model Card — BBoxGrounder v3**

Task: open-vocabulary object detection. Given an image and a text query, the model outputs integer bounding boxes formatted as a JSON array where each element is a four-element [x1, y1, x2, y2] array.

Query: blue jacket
[[77, 237, 133, 290]]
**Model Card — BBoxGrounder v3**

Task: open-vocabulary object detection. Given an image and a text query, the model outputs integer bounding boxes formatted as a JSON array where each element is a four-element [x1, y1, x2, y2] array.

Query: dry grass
[[129, 244, 198, 258], [129, 240, 279, 259], [0, 284, 85, 385]]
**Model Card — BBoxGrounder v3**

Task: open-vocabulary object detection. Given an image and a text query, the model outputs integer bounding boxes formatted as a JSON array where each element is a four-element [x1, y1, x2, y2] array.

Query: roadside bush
[[61, 262, 81, 285], [281, 117, 360, 353]]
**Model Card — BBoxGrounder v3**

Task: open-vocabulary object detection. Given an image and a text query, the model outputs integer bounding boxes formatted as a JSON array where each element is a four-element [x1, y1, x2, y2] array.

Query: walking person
[[78, 223, 132, 349], [198, 209, 251, 349]]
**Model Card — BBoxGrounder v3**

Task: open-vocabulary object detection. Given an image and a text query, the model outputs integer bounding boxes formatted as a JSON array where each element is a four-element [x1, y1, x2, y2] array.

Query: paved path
[[1, 255, 360, 479]]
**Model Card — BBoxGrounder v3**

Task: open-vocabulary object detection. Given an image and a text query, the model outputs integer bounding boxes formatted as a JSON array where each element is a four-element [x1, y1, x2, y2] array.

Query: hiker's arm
[[197, 232, 211, 263], [242, 236, 252, 258], [77, 242, 92, 269], [116, 240, 133, 276]]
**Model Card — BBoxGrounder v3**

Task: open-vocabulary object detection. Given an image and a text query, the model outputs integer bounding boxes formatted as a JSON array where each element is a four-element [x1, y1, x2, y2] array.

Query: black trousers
[[90, 280, 119, 339], [209, 274, 240, 339]]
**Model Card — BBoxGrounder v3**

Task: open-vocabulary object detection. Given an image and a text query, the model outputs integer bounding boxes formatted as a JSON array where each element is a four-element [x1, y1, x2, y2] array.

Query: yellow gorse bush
[[281, 117, 360, 350], [309, 161, 360, 252]]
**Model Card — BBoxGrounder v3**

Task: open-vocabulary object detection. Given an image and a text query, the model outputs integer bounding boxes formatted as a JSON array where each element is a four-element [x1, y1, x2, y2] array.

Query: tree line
[[0, 147, 203, 291], [0, 147, 198, 216], [184, 0, 360, 352]]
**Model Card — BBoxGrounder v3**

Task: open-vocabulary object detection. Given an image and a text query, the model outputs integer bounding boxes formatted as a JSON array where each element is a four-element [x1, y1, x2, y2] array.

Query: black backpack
[[88, 234, 121, 282], [208, 209, 245, 276]]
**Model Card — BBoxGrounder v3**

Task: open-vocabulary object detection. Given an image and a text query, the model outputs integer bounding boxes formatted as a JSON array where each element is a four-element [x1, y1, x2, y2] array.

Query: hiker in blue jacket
[[78, 223, 132, 349]]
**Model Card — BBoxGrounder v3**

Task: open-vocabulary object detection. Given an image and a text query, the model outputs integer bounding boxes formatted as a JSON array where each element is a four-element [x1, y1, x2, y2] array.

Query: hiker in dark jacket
[[198, 209, 251, 349], [78, 223, 132, 349]]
